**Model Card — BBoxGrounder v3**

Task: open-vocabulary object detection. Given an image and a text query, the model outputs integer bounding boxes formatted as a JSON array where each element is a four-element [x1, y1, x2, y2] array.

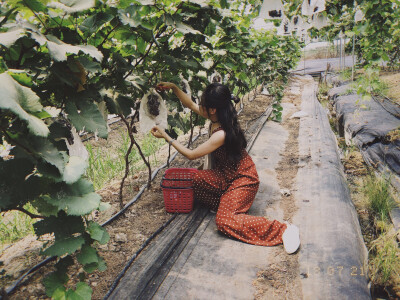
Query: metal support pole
[[336, 39, 339, 57], [352, 34, 355, 81], [339, 37, 342, 71], [343, 34, 346, 69], [303, 44, 306, 75]]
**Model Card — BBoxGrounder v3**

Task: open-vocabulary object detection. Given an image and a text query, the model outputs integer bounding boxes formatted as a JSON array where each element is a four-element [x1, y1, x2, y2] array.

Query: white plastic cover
[[180, 77, 192, 113], [354, 8, 365, 22], [253, 18, 275, 30], [302, 0, 326, 16], [259, 0, 284, 19], [312, 12, 328, 29], [67, 127, 89, 161], [139, 89, 168, 134]]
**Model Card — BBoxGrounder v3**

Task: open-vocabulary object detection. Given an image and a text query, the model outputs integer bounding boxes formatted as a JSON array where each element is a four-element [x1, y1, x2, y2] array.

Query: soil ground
[[253, 82, 303, 300], [3, 86, 274, 299]]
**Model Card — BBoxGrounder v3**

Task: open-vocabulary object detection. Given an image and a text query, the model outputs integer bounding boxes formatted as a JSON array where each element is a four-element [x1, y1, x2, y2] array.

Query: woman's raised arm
[[157, 82, 207, 118]]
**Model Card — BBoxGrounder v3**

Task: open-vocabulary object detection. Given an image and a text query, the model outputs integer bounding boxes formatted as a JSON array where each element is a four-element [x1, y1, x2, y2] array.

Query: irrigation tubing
[[3, 91, 252, 298], [103, 214, 177, 299], [244, 110, 267, 133], [3, 256, 57, 297]]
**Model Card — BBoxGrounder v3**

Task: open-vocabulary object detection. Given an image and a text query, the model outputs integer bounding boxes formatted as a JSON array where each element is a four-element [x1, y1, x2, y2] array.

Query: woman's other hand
[[151, 125, 166, 139]]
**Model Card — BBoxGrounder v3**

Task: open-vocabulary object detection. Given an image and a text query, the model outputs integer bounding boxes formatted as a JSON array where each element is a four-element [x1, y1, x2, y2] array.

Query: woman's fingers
[[156, 82, 175, 90], [156, 82, 168, 89], [151, 126, 163, 138]]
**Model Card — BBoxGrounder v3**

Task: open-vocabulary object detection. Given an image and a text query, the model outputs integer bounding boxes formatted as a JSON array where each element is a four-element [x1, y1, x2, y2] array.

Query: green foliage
[[0, 73, 49, 137], [0, 0, 300, 296], [87, 221, 109, 245], [0, 204, 36, 246], [340, 68, 352, 81], [315, 0, 400, 68], [369, 222, 400, 287], [355, 67, 388, 100], [363, 174, 396, 222]]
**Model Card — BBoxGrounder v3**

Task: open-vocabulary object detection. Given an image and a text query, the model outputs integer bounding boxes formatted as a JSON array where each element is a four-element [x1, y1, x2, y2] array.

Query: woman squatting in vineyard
[[151, 82, 300, 253]]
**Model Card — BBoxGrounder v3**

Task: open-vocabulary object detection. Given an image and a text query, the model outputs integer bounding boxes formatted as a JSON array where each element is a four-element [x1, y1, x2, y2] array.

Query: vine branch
[[99, 21, 121, 48], [21, 0, 48, 30], [15, 207, 45, 219]]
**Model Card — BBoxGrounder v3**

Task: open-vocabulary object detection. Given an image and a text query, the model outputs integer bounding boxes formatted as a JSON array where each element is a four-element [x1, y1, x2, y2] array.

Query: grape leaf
[[34, 213, 85, 237], [42, 236, 85, 256], [44, 272, 68, 297], [47, 0, 95, 14], [75, 56, 101, 73], [87, 222, 109, 244], [45, 34, 103, 62], [118, 5, 142, 28], [0, 158, 36, 209], [59, 191, 101, 216], [77, 245, 99, 265], [98, 201, 111, 212], [0, 28, 25, 48], [31, 137, 67, 176], [66, 100, 108, 139], [63, 156, 87, 184], [9, 71, 33, 87], [52, 287, 67, 300], [32, 197, 59, 217], [0, 73, 49, 137], [42, 179, 101, 216], [66, 282, 93, 300], [25, 0, 47, 12], [83, 256, 106, 273], [79, 12, 114, 37]]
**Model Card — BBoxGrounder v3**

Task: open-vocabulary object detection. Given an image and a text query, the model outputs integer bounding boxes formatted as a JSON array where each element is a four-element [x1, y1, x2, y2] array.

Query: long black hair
[[201, 83, 247, 163]]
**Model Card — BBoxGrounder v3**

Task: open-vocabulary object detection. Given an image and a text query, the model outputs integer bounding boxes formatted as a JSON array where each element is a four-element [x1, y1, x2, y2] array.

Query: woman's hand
[[151, 125, 167, 139], [156, 82, 176, 92]]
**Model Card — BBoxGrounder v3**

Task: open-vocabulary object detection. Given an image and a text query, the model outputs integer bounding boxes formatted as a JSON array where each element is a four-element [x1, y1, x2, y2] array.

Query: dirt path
[[253, 77, 303, 300]]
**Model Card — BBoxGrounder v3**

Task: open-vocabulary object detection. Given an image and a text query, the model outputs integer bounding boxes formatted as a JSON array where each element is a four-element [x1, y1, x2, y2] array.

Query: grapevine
[[0, 0, 301, 298]]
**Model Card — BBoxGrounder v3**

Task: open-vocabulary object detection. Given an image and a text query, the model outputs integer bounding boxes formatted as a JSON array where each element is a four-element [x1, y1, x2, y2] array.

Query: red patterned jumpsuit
[[193, 127, 287, 246]]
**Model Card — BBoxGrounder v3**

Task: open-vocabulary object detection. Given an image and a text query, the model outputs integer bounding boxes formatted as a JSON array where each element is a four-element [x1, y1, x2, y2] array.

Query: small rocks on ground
[[114, 233, 128, 243]]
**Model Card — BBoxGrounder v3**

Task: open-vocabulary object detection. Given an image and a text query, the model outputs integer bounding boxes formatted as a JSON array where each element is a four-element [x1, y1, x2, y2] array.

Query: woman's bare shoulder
[[210, 129, 225, 141]]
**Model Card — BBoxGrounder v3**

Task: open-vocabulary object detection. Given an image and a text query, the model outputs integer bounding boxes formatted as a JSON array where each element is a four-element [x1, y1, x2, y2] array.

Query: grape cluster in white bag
[[139, 89, 168, 134]]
